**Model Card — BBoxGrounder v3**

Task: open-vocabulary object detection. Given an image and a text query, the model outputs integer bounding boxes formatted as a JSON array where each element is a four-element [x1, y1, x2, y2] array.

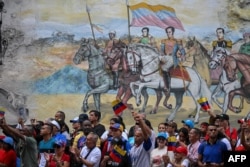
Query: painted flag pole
[[86, 3, 96, 44], [126, 0, 131, 43]]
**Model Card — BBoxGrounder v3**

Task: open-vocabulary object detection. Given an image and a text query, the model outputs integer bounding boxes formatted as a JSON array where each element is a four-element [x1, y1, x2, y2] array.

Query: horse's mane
[[230, 53, 250, 64], [195, 39, 210, 59]]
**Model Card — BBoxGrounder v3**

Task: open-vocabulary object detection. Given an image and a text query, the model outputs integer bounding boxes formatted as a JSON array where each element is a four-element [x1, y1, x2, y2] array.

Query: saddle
[[169, 66, 191, 82]]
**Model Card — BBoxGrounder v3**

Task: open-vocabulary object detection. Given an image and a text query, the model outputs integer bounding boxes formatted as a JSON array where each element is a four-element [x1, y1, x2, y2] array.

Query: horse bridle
[[210, 50, 227, 66]]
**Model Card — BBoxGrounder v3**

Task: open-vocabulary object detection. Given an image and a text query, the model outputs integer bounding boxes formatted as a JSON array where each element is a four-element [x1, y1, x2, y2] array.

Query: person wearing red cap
[[162, 146, 189, 167]]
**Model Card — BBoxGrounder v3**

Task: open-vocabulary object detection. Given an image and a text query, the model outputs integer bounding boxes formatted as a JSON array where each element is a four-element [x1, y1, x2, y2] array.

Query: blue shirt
[[198, 140, 227, 164], [39, 137, 55, 153]]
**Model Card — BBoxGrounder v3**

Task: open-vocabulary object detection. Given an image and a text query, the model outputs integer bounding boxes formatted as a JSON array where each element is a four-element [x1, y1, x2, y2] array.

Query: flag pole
[[86, 4, 96, 44], [126, 0, 131, 43]]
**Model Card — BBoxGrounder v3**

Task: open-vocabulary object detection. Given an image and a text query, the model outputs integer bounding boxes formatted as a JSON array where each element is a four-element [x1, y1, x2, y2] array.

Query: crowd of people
[[0, 108, 250, 167]]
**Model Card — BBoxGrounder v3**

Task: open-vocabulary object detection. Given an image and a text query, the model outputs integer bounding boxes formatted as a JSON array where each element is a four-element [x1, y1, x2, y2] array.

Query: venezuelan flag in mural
[[129, 2, 184, 31]]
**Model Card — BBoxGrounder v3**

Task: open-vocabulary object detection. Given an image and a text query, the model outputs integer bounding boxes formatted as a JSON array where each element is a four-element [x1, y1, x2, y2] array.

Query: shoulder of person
[[212, 40, 218, 47]]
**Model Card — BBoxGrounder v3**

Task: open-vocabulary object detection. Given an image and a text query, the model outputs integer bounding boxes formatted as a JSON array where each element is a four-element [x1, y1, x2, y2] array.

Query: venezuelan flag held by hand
[[0, 107, 6, 117], [109, 150, 122, 163], [129, 2, 184, 31], [197, 97, 210, 111], [112, 100, 127, 115]]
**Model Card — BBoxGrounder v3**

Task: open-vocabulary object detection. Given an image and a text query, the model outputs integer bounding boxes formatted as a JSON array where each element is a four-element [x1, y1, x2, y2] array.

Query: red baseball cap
[[0, 135, 5, 140], [174, 146, 187, 156]]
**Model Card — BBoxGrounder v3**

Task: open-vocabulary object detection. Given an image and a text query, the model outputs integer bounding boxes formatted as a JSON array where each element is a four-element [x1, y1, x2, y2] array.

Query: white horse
[[208, 47, 243, 114], [128, 43, 211, 123]]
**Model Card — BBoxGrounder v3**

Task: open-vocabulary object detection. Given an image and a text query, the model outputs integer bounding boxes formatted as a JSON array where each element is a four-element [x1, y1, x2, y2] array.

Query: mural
[[0, 0, 250, 126]]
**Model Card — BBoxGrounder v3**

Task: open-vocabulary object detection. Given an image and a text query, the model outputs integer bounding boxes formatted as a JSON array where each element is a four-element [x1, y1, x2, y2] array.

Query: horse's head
[[224, 56, 237, 81], [125, 44, 141, 74], [73, 38, 91, 65], [185, 36, 196, 49], [209, 47, 230, 69]]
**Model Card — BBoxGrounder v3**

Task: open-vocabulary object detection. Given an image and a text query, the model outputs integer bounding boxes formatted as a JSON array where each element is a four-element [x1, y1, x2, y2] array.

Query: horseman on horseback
[[159, 26, 186, 92], [103, 30, 121, 89]]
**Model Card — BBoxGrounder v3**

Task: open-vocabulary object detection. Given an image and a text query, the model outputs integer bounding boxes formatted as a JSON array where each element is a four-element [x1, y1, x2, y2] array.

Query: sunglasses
[[209, 129, 217, 132], [53, 144, 61, 149]]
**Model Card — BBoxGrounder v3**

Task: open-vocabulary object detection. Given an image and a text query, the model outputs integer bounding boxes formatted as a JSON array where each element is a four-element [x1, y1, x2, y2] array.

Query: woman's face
[[157, 137, 166, 148], [178, 131, 186, 142], [158, 124, 166, 132]]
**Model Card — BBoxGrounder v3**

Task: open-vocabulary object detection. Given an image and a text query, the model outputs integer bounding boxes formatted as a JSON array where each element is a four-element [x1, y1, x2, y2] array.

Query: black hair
[[216, 27, 225, 34], [57, 111, 66, 121], [191, 127, 201, 137], [141, 27, 149, 32], [165, 26, 175, 34], [89, 110, 101, 121], [178, 127, 190, 145]]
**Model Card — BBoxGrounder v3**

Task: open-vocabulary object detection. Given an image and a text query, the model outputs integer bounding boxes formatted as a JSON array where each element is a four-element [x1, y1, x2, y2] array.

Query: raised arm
[[0, 117, 25, 140]]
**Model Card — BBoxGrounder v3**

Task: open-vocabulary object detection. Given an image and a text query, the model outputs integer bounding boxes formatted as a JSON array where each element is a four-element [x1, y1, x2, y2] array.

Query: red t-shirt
[[47, 153, 70, 167], [225, 127, 237, 140], [0, 149, 17, 167]]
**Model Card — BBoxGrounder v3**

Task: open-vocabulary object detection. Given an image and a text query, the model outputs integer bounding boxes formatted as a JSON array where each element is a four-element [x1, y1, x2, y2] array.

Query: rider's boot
[[113, 71, 119, 89], [163, 71, 171, 92]]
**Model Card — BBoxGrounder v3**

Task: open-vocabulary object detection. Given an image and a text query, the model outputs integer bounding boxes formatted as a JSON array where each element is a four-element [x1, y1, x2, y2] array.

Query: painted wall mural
[[0, 0, 250, 125]]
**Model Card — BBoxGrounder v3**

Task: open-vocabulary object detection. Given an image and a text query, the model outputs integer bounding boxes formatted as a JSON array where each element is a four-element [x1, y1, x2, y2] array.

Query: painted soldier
[[104, 30, 120, 89], [137, 27, 157, 48], [212, 28, 232, 50], [211, 27, 232, 82], [159, 26, 185, 92]]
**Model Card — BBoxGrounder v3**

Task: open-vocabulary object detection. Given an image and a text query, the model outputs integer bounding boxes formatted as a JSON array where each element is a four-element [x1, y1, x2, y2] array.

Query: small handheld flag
[[112, 100, 127, 116], [197, 97, 210, 111], [0, 107, 6, 118]]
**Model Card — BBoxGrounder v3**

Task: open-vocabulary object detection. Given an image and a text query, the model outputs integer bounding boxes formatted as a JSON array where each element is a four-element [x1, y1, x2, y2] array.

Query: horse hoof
[[232, 107, 241, 113], [188, 114, 195, 118], [149, 111, 156, 114], [163, 104, 172, 109]]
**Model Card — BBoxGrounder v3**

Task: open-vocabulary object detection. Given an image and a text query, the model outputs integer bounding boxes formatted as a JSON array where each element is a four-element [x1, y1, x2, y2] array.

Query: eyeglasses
[[209, 129, 217, 132], [53, 144, 61, 149]]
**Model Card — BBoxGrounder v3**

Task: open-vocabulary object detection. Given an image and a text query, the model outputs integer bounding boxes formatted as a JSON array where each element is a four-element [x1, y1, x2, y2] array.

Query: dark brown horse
[[224, 53, 250, 113], [111, 41, 148, 111]]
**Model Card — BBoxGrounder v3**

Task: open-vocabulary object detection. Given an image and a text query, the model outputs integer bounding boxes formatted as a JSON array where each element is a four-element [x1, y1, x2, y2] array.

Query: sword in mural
[[86, 3, 96, 44]]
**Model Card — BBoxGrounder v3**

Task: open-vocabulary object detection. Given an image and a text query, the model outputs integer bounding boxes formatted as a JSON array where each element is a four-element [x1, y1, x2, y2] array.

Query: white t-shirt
[[130, 134, 154, 167], [80, 146, 101, 167], [220, 138, 232, 151], [150, 146, 168, 167], [166, 158, 189, 167]]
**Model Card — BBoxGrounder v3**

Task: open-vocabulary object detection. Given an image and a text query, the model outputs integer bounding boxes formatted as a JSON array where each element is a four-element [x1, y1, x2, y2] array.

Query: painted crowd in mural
[[0, 0, 249, 125]]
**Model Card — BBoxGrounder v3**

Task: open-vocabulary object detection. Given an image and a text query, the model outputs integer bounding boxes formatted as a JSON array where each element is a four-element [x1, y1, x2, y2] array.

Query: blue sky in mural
[[34, 18, 242, 42]]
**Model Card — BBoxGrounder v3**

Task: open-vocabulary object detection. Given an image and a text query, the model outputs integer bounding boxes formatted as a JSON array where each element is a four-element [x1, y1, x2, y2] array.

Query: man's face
[[142, 29, 148, 37], [216, 29, 224, 40], [89, 112, 97, 122], [82, 120, 92, 134], [134, 130, 144, 144], [109, 33, 115, 39], [54, 112, 62, 121], [72, 122, 81, 130], [40, 125, 51, 136], [110, 128, 122, 138], [166, 28, 173, 38], [86, 134, 95, 148], [189, 129, 197, 142], [208, 125, 218, 138]]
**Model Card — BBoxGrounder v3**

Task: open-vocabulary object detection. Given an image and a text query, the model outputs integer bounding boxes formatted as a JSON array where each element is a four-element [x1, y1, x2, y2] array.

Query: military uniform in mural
[[137, 27, 157, 48], [159, 26, 186, 92], [104, 30, 121, 89], [210, 28, 232, 83]]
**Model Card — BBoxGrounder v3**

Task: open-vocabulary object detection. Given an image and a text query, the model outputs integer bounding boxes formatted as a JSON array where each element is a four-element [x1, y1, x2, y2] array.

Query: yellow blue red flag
[[129, 2, 184, 31], [111, 99, 127, 115]]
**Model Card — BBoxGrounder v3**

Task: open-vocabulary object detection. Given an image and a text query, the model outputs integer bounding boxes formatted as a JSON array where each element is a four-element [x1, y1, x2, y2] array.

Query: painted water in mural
[[0, 0, 250, 126]]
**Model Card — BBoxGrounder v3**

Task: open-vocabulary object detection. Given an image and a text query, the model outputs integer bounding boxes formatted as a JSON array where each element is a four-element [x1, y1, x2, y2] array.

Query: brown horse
[[224, 53, 250, 113]]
